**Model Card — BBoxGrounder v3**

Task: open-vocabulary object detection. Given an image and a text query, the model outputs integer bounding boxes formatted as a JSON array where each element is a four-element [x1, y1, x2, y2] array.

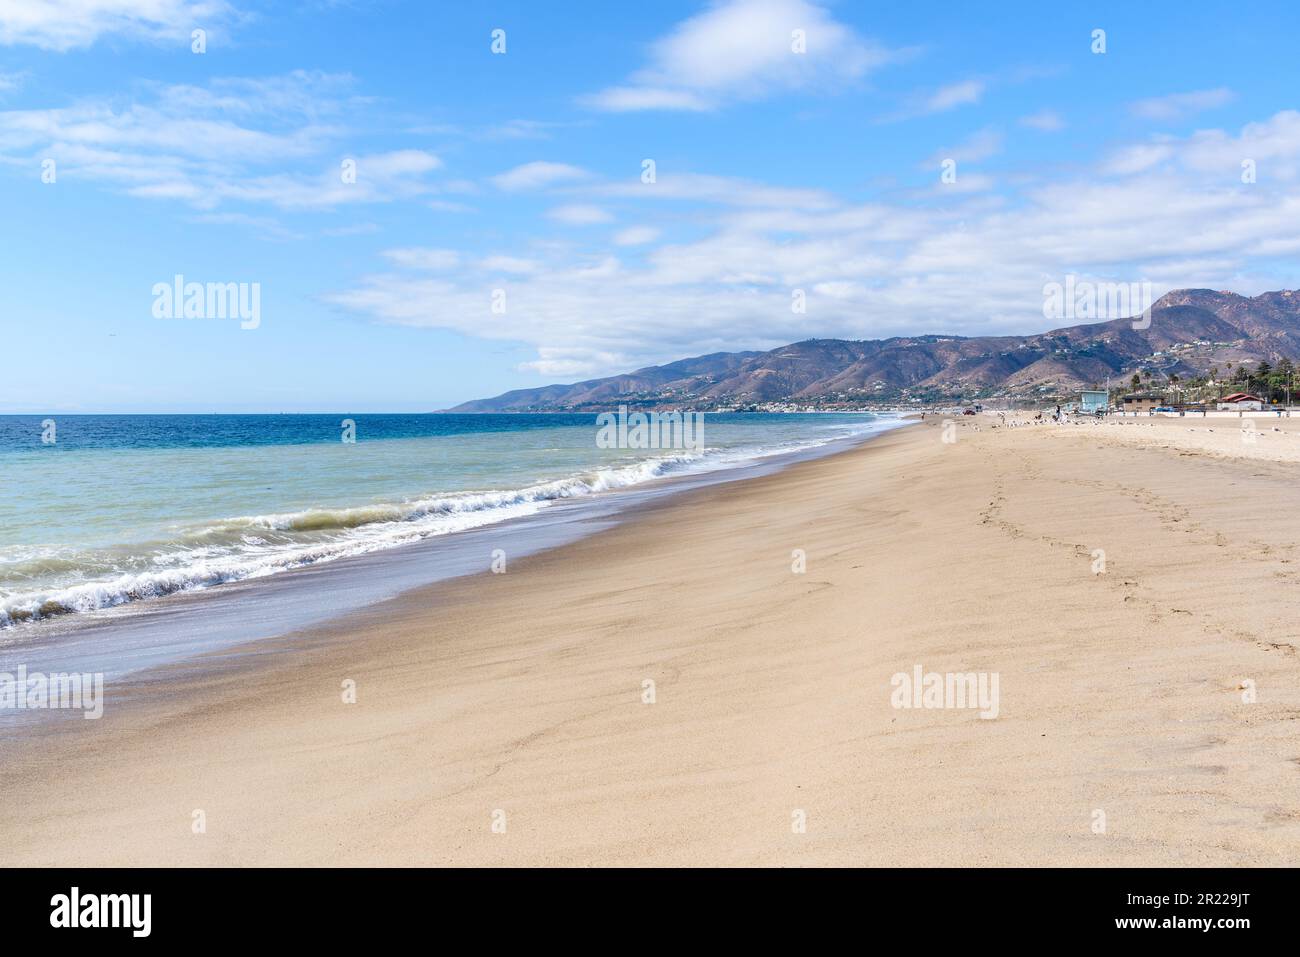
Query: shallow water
[[0, 413, 891, 625]]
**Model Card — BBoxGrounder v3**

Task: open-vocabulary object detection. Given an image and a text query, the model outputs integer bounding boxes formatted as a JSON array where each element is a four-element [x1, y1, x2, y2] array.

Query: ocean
[[0, 412, 901, 628], [0, 412, 906, 694]]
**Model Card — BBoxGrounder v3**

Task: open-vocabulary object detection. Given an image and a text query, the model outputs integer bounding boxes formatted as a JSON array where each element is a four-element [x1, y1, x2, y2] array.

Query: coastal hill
[[448, 289, 1300, 411]]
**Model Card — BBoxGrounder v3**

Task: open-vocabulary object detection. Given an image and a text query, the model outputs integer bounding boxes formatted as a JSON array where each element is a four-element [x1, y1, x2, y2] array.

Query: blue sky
[[2, 0, 1299, 412]]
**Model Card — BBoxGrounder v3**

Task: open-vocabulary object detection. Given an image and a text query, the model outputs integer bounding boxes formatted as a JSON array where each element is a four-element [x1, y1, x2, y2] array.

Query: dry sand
[[2, 416, 1298, 866], [1022, 410, 1300, 463]]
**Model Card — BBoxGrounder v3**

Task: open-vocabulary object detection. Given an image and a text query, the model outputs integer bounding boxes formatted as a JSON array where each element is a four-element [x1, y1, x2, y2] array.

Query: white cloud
[[583, 0, 907, 112], [1181, 110, 1300, 181], [584, 87, 712, 112], [490, 161, 588, 191], [187, 149, 441, 209], [327, 111, 1300, 381], [360, 150, 441, 177], [923, 79, 985, 113], [881, 78, 986, 122], [1099, 111, 1300, 184], [1101, 142, 1176, 176], [1130, 88, 1235, 121], [547, 204, 614, 225], [613, 226, 661, 246], [0, 0, 237, 51], [0, 73, 442, 210], [519, 348, 633, 378]]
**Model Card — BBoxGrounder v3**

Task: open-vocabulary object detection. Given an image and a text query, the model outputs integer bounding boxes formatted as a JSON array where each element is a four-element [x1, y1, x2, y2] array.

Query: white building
[[1216, 392, 1265, 411]]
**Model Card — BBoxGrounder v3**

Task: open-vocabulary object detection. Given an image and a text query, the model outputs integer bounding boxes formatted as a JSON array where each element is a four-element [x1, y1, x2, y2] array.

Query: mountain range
[[448, 289, 1300, 411]]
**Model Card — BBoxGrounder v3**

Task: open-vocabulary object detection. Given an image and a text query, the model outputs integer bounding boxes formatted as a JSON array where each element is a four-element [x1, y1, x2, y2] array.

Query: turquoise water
[[0, 413, 896, 629]]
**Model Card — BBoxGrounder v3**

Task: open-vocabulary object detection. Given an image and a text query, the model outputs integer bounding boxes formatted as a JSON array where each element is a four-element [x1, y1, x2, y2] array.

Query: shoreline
[[1, 417, 1297, 865], [0, 416, 908, 692]]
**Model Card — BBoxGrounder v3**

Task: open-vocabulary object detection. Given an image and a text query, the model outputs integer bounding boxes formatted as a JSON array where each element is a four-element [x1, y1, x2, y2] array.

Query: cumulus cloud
[[582, 0, 908, 112], [1180, 110, 1300, 181]]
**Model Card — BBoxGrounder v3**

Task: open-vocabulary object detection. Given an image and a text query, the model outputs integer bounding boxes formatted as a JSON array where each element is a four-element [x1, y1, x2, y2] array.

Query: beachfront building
[[1120, 393, 1164, 415], [1216, 392, 1265, 411], [1078, 390, 1108, 413]]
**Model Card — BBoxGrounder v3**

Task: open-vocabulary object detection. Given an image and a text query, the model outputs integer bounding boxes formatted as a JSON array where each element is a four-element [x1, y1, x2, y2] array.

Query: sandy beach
[[2, 416, 1298, 867]]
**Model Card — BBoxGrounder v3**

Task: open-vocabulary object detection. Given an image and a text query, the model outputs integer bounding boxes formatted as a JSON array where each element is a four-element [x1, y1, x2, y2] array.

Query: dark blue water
[[0, 413, 601, 453]]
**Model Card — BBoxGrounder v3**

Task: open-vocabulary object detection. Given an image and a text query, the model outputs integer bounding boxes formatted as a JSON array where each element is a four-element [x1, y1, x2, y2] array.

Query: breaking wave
[[0, 419, 899, 629]]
